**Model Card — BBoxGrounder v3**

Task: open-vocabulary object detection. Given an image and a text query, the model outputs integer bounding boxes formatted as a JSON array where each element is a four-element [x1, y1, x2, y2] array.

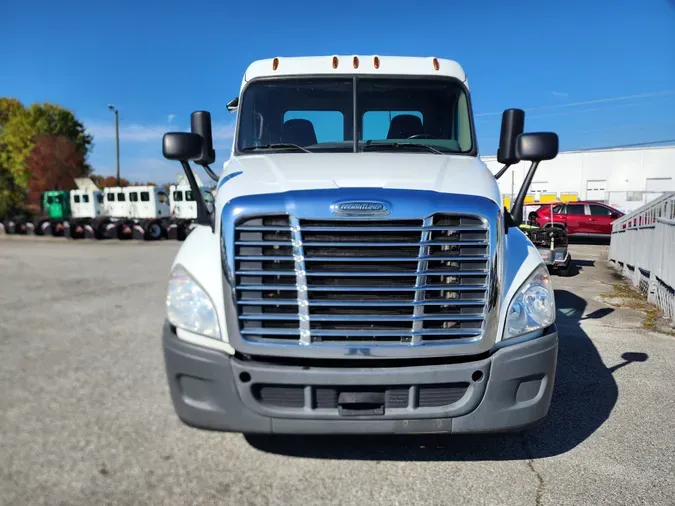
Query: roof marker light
[[353, 56, 359, 69], [433, 58, 440, 71], [373, 56, 380, 69], [332, 56, 339, 69], [272, 58, 279, 71]]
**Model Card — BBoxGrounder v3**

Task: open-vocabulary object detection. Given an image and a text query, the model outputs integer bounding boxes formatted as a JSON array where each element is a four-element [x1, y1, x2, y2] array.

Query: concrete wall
[[483, 145, 675, 213]]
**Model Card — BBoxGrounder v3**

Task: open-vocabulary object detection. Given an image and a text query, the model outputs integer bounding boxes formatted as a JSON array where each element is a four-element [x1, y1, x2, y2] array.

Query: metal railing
[[609, 192, 675, 324]]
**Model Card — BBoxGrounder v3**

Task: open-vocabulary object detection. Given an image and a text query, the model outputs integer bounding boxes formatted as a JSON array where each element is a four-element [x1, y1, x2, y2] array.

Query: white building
[[483, 145, 675, 213]]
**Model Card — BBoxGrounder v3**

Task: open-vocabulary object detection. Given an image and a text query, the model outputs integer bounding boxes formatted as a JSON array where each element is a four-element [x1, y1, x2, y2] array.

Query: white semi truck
[[161, 55, 560, 434]]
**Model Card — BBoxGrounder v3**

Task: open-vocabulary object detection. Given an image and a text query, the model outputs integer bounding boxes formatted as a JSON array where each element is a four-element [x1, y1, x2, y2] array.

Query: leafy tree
[[0, 99, 92, 218]]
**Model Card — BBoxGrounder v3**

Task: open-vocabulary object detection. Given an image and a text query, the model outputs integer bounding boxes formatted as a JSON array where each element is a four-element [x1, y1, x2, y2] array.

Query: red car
[[532, 201, 624, 237]]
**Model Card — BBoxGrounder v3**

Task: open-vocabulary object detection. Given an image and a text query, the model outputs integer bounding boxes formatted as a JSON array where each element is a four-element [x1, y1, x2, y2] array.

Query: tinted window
[[237, 77, 473, 153], [589, 205, 612, 216], [140, 192, 150, 202], [96, 194, 104, 204], [284, 110, 344, 143], [82, 194, 89, 203], [129, 192, 139, 202], [173, 191, 183, 202], [73, 195, 81, 203], [46, 196, 54, 204], [551, 205, 565, 214], [117, 193, 125, 202], [185, 191, 195, 201], [55, 195, 62, 204], [106, 193, 115, 202], [567, 204, 585, 215]]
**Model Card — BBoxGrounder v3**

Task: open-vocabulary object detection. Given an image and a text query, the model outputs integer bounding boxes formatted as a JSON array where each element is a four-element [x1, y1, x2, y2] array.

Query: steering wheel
[[407, 133, 434, 139]]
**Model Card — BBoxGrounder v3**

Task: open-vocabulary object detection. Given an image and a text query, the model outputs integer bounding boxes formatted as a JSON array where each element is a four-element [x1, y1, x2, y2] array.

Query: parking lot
[[1, 238, 674, 505]]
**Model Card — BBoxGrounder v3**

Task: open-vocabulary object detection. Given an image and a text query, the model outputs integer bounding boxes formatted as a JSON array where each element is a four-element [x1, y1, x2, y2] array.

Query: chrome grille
[[234, 214, 490, 345]]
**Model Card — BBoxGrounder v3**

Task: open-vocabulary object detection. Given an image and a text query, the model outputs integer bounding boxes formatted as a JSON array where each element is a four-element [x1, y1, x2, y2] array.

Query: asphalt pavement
[[1, 238, 674, 505]]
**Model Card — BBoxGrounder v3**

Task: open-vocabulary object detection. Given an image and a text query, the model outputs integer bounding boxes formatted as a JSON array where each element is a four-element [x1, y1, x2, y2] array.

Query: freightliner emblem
[[331, 201, 391, 217]]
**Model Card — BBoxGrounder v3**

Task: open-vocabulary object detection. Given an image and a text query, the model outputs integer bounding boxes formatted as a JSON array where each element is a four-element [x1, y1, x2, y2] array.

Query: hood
[[217, 153, 501, 204]]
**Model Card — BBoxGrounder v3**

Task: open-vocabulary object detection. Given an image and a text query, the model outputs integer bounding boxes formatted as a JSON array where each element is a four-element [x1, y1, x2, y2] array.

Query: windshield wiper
[[241, 143, 312, 153], [362, 141, 443, 155]]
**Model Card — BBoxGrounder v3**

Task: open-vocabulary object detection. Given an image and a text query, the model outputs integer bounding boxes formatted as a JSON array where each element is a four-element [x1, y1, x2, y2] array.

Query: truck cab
[[161, 56, 560, 435], [43, 190, 70, 220], [70, 189, 104, 219]]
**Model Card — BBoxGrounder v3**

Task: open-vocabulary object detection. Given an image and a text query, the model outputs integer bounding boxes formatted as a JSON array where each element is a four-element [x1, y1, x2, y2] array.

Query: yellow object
[[503, 196, 511, 209], [524, 195, 535, 204], [540, 193, 558, 203], [561, 193, 579, 202]]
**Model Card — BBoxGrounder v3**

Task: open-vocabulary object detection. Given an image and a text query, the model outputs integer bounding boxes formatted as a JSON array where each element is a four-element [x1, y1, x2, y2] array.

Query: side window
[[96, 194, 104, 204], [82, 194, 89, 203], [140, 191, 150, 202], [363, 111, 423, 141], [129, 192, 139, 202], [157, 192, 169, 204], [73, 195, 81, 203], [117, 192, 126, 202], [551, 205, 565, 214], [589, 204, 611, 216], [46, 196, 54, 204], [173, 191, 183, 202], [106, 193, 115, 202], [185, 190, 195, 201], [283, 110, 344, 144], [203, 191, 214, 204], [55, 195, 62, 204], [567, 204, 585, 215]]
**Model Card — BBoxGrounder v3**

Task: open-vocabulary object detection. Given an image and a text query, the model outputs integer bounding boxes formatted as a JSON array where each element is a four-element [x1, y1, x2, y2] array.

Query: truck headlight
[[166, 265, 220, 338], [505, 265, 555, 339]]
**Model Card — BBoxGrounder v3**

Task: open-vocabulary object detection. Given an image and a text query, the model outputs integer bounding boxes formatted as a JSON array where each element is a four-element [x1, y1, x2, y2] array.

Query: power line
[[475, 90, 675, 117]]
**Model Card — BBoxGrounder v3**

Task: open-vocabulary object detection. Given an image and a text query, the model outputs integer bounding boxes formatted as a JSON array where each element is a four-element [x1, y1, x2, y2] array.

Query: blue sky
[[2, 0, 674, 182]]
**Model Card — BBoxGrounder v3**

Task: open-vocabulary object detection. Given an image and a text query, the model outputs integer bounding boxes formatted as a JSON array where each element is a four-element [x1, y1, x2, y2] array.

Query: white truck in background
[[168, 173, 215, 241], [175, 56, 562, 435]]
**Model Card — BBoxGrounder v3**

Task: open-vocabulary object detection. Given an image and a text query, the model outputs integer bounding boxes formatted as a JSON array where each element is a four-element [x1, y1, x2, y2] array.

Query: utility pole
[[108, 104, 120, 185]]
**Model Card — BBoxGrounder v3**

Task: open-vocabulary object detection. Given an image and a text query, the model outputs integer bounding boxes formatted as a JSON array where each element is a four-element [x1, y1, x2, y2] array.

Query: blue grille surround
[[221, 188, 502, 359]]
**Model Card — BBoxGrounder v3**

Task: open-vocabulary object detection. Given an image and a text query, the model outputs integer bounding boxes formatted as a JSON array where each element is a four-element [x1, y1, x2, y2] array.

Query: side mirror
[[497, 109, 525, 164], [191, 111, 216, 166], [162, 132, 203, 161], [516, 132, 559, 162]]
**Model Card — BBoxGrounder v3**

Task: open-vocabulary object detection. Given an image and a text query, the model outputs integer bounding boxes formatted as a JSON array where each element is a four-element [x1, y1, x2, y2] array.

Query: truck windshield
[[236, 77, 473, 154]]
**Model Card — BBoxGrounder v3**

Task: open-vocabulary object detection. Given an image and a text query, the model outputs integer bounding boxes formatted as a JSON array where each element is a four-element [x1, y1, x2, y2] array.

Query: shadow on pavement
[[246, 290, 648, 461]]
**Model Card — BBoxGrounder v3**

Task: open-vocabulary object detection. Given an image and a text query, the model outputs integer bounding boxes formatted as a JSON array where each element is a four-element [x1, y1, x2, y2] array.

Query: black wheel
[[145, 220, 164, 241]]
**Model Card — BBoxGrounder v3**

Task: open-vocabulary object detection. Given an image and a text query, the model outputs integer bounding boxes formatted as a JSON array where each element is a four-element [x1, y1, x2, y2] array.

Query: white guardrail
[[609, 192, 675, 324]]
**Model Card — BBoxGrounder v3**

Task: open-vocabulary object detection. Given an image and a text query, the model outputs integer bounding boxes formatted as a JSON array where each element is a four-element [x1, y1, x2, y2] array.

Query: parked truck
[[168, 174, 215, 241], [161, 55, 561, 434], [175, 57, 564, 434]]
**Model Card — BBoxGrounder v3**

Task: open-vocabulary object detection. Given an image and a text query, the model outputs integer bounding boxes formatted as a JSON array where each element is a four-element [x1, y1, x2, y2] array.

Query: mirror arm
[[511, 161, 540, 226], [202, 164, 219, 182], [180, 160, 212, 228], [494, 164, 511, 180]]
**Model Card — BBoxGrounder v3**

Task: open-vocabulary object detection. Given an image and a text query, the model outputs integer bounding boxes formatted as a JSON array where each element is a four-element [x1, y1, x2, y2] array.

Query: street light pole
[[108, 104, 120, 186]]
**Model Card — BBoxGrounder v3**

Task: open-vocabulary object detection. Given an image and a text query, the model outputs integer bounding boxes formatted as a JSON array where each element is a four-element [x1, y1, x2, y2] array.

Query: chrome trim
[[411, 217, 433, 345], [223, 188, 502, 359], [290, 216, 311, 345]]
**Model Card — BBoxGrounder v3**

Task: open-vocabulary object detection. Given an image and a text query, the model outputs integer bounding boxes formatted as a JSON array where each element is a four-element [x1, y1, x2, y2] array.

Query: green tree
[[0, 99, 92, 218]]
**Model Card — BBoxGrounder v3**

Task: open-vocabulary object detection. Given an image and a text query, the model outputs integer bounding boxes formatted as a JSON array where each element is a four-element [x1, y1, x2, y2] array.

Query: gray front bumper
[[163, 323, 558, 434]]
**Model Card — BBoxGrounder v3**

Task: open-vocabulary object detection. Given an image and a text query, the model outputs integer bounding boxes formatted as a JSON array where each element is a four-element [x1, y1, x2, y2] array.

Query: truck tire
[[69, 221, 87, 239], [118, 220, 134, 240], [3, 219, 16, 235], [144, 220, 164, 241], [51, 221, 65, 237], [34, 218, 50, 236]]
